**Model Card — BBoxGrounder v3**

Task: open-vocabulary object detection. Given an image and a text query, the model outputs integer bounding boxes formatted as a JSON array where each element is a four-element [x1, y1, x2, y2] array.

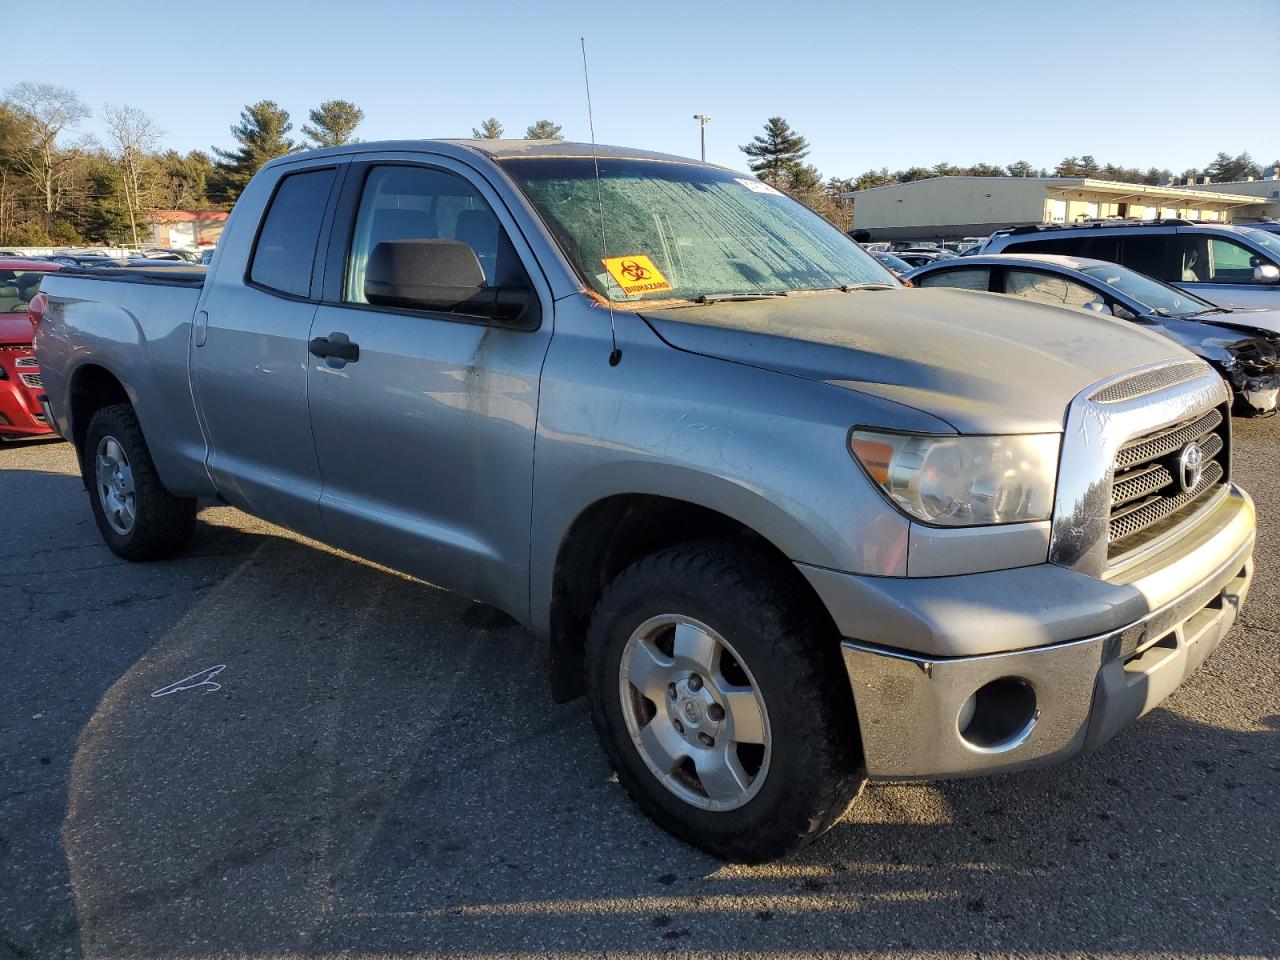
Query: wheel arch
[[67, 362, 134, 480], [544, 491, 840, 703]]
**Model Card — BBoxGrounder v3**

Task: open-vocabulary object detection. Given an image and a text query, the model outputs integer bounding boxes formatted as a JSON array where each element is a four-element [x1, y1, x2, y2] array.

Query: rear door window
[[248, 167, 338, 298], [1119, 235, 1168, 279], [916, 268, 991, 291], [1004, 269, 1104, 309]]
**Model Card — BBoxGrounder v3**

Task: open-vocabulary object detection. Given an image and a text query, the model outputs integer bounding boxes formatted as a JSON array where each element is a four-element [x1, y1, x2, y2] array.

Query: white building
[[843, 176, 1270, 241], [1184, 169, 1280, 220]]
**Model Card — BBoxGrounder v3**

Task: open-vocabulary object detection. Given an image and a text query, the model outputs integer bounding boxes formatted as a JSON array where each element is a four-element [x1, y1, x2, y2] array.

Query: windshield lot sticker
[[601, 255, 672, 295], [734, 177, 784, 196]]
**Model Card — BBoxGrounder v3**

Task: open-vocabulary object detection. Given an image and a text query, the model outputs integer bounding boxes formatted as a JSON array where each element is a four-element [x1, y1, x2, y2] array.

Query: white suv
[[981, 221, 1280, 309]]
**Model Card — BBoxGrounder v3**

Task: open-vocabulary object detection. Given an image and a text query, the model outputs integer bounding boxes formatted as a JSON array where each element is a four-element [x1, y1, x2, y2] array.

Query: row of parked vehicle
[[0, 247, 218, 441], [864, 219, 1280, 416]]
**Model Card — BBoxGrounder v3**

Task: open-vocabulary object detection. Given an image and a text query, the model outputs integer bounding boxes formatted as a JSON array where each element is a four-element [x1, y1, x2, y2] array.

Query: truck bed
[[37, 266, 212, 497]]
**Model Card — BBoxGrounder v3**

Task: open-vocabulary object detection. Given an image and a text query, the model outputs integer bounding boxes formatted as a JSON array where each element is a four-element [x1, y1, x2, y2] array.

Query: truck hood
[[641, 287, 1190, 434], [0, 311, 33, 347]]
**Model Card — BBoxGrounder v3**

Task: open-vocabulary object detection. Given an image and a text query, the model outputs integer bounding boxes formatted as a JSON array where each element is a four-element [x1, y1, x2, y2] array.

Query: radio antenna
[[581, 37, 621, 367]]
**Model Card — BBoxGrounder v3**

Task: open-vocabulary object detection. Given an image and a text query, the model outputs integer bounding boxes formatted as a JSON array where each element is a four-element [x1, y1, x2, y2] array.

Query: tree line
[[740, 116, 1279, 232], [0, 81, 569, 248], [1, 81, 1272, 248]]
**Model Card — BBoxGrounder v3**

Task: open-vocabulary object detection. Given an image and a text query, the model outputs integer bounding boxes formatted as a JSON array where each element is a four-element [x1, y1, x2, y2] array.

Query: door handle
[[308, 333, 360, 364]]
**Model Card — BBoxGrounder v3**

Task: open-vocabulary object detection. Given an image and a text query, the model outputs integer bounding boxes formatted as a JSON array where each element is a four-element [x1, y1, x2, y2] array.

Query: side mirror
[[365, 239, 485, 309], [1254, 263, 1280, 283], [1083, 301, 1113, 316], [364, 238, 537, 327]]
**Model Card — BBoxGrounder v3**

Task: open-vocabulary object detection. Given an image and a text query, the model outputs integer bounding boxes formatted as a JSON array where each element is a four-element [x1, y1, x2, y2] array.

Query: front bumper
[[0, 348, 54, 438], [802, 483, 1255, 779]]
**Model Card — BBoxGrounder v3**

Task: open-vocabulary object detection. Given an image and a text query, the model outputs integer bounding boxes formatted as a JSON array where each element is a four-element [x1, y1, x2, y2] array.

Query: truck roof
[[265, 139, 704, 169]]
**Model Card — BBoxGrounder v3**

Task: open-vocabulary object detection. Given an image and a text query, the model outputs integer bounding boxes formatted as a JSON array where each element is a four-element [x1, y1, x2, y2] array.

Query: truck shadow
[[3, 468, 1277, 959]]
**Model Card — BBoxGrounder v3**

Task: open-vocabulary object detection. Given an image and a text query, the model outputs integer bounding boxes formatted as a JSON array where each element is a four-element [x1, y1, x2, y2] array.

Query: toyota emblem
[[1178, 441, 1205, 492]]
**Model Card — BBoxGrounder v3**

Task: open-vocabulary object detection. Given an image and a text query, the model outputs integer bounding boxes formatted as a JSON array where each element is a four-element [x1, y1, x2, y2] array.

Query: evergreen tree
[[212, 100, 296, 203], [1055, 156, 1083, 177], [897, 166, 934, 182], [472, 117, 504, 139], [740, 117, 810, 187], [302, 100, 364, 149], [1006, 160, 1035, 177], [524, 119, 562, 140], [159, 150, 215, 209], [1205, 151, 1259, 183], [967, 162, 1005, 177]]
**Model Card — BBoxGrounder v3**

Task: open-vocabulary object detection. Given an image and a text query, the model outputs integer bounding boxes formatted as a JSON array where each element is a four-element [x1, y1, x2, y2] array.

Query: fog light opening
[[958, 676, 1038, 752]]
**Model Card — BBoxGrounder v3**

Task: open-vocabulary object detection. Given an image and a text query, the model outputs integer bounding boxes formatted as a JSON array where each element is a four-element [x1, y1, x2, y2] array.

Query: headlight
[[849, 430, 1059, 526]]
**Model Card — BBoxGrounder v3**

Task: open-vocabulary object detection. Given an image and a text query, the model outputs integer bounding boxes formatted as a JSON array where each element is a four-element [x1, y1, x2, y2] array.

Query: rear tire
[[84, 403, 196, 561], [586, 539, 865, 863]]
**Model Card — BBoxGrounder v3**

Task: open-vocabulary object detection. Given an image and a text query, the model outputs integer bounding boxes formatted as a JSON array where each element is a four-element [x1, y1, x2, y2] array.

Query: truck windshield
[[1079, 263, 1215, 318], [499, 157, 896, 302]]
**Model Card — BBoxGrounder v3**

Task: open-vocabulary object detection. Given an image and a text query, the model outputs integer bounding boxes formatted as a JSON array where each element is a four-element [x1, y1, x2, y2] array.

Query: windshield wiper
[[838, 282, 897, 291], [692, 292, 790, 304]]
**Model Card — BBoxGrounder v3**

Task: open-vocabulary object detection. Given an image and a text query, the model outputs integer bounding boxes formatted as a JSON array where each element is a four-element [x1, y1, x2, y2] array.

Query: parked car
[[35, 140, 1256, 862], [893, 251, 949, 269], [870, 250, 914, 275], [981, 220, 1280, 309], [57, 254, 128, 268], [0, 258, 61, 440], [906, 253, 1280, 415], [140, 248, 201, 262], [899, 246, 958, 260]]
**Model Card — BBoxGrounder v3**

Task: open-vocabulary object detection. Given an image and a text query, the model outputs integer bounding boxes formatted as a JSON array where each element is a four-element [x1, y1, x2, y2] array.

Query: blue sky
[[31, 0, 1279, 178]]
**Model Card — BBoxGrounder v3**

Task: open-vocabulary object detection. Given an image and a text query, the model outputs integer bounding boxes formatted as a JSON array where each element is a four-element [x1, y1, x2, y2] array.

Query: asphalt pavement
[[1, 425, 1277, 960]]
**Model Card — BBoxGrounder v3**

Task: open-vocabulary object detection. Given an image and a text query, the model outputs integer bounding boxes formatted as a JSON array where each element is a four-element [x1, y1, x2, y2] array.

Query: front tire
[[586, 539, 865, 862], [84, 403, 196, 561]]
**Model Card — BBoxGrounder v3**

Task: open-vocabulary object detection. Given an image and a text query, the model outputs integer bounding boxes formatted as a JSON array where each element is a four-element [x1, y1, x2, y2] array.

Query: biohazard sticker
[[601, 255, 672, 296], [735, 177, 784, 196]]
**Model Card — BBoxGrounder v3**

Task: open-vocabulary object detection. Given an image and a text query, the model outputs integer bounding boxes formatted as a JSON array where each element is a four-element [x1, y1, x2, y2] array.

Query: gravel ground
[[1, 425, 1277, 960]]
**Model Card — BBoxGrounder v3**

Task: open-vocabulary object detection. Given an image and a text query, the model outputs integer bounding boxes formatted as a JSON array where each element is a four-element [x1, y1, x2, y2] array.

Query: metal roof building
[[842, 176, 1270, 242], [1184, 173, 1280, 220]]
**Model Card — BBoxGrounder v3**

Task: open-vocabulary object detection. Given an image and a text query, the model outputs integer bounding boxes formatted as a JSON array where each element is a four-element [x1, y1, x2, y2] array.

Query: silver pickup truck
[[34, 140, 1256, 862]]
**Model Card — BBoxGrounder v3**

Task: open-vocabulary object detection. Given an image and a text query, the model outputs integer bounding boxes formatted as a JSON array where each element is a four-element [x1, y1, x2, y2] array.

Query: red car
[[0, 258, 62, 440]]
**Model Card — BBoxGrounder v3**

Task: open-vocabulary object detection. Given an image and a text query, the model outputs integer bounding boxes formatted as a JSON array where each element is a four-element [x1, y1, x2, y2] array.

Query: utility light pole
[[692, 114, 711, 162]]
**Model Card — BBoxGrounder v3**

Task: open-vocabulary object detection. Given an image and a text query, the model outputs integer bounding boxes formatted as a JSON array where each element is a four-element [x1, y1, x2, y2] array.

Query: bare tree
[[103, 103, 163, 247], [3, 82, 90, 228]]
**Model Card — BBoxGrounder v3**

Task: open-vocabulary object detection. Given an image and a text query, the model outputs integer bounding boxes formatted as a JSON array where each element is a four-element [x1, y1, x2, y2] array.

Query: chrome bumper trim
[[841, 544, 1253, 780]]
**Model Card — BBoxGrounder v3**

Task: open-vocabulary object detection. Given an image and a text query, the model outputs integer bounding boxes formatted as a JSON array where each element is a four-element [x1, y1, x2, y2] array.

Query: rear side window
[[917, 268, 990, 291], [1004, 269, 1103, 310], [1002, 237, 1084, 256], [1119, 235, 1168, 279], [248, 167, 337, 297]]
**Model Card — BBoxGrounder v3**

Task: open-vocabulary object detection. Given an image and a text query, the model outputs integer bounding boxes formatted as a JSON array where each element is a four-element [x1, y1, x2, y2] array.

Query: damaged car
[[906, 253, 1280, 415]]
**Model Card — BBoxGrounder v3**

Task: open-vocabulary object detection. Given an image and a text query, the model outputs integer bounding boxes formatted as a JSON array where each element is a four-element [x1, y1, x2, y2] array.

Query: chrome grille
[[1107, 404, 1229, 560], [19, 372, 42, 388], [13, 356, 38, 369], [1115, 408, 1222, 470], [1089, 361, 1207, 404]]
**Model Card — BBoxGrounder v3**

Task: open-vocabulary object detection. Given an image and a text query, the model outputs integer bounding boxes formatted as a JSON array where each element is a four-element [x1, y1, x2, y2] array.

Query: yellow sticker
[[601, 254, 672, 296]]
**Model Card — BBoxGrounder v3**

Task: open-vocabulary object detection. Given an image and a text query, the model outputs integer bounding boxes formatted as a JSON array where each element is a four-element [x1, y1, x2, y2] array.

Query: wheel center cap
[[682, 700, 701, 724]]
